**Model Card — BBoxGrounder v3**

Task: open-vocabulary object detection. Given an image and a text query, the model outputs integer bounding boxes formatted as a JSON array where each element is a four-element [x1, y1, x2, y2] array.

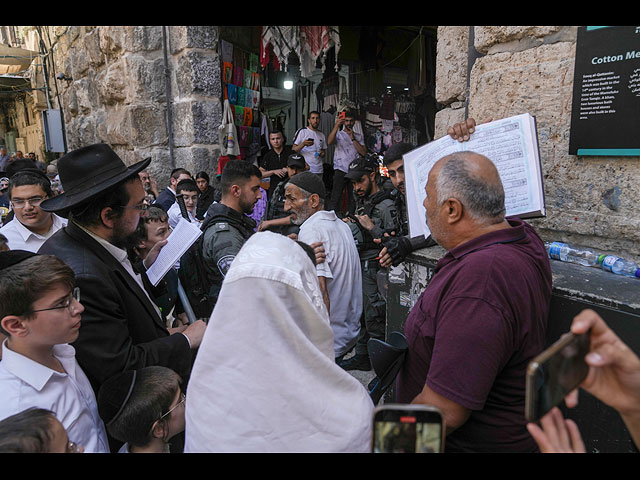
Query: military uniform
[[201, 202, 256, 306], [341, 155, 402, 369], [380, 189, 436, 267]]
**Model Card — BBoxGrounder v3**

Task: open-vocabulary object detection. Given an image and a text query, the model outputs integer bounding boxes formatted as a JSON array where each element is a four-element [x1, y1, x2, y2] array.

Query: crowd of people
[[0, 112, 638, 454]]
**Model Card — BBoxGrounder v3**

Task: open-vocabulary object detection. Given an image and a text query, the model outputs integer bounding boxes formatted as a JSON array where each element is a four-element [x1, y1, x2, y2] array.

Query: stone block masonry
[[49, 26, 223, 190], [435, 26, 640, 263]]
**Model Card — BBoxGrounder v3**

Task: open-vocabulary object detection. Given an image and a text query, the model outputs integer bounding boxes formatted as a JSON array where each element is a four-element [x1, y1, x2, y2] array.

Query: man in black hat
[[37, 143, 207, 395], [257, 152, 306, 236], [339, 154, 401, 371]]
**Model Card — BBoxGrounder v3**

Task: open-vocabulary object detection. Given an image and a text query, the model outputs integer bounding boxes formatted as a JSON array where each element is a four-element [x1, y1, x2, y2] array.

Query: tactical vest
[[353, 189, 394, 254], [178, 202, 255, 318]]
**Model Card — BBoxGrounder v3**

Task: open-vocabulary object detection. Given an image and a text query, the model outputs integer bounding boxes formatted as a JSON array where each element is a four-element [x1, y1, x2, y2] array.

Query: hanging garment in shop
[[299, 26, 341, 78], [262, 26, 340, 78], [261, 26, 300, 72], [380, 92, 395, 121]]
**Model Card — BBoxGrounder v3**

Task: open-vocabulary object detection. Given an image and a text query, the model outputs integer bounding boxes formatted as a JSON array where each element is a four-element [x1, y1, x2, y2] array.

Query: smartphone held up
[[525, 330, 591, 423], [371, 404, 445, 453]]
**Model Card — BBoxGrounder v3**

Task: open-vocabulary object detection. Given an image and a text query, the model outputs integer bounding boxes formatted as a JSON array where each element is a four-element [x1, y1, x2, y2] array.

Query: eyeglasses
[[160, 392, 186, 421], [11, 196, 47, 209], [31, 287, 81, 314], [117, 202, 150, 214]]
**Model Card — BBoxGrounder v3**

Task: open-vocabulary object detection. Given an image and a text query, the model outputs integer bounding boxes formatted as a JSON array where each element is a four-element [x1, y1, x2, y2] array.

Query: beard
[[111, 219, 139, 251], [290, 203, 313, 226], [239, 198, 256, 215]]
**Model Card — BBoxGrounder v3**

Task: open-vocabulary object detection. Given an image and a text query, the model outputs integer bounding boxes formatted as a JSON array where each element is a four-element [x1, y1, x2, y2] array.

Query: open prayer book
[[146, 217, 203, 286], [403, 113, 546, 239]]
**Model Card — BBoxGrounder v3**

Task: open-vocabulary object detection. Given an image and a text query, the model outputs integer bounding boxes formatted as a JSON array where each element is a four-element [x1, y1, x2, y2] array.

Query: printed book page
[[146, 217, 203, 286], [404, 113, 545, 239]]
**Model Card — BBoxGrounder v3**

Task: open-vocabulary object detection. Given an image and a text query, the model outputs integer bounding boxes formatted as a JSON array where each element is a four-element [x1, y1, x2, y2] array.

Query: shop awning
[[0, 43, 38, 75]]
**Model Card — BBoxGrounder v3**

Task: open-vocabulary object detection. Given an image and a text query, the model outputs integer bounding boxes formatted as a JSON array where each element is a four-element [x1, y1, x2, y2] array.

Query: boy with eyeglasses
[[0, 407, 85, 453], [0, 250, 109, 452], [97, 366, 185, 453], [0, 169, 67, 252]]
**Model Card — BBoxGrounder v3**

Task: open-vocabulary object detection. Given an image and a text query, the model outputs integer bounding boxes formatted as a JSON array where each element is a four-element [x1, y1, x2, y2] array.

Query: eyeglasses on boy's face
[[160, 392, 186, 421], [10, 196, 47, 209], [30, 287, 81, 314]]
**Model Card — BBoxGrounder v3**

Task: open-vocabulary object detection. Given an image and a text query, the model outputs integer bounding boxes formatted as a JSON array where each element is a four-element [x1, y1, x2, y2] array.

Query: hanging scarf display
[[261, 26, 341, 78]]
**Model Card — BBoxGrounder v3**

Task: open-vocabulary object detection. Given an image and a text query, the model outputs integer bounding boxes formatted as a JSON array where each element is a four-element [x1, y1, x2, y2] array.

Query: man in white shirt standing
[[0, 169, 67, 252], [326, 111, 367, 215], [284, 172, 362, 362], [292, 111, 327, 177]]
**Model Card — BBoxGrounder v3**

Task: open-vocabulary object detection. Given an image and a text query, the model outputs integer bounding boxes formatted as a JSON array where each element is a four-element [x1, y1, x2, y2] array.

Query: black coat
[[38, 220, 193, 393], [154, 187, 176, 212]]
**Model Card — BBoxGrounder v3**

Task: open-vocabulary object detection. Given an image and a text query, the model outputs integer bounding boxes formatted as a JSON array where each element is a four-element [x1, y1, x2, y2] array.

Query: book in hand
[[146, 217, 203, 286], [403, 113, 546, 239]]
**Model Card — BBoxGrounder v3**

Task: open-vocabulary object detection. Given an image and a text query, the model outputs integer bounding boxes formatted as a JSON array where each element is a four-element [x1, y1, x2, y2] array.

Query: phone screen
[[525, 331, 591, 422], [372, 404, 444, 453]]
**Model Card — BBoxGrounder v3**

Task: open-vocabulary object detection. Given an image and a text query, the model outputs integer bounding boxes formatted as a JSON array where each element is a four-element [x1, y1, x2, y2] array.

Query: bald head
[[432, 151, 506, 223]]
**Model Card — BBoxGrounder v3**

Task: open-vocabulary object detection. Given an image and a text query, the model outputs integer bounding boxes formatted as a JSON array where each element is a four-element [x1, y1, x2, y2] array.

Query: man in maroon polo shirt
[[395, 151, 552, 452]]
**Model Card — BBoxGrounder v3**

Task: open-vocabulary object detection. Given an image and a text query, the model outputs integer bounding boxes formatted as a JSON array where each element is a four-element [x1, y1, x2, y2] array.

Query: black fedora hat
[[40, 143, 150, 213]]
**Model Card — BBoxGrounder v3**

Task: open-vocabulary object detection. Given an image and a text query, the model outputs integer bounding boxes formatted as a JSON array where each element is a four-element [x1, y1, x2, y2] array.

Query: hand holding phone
[[525, 330, 591, 423], [371, 404, 445, 453]]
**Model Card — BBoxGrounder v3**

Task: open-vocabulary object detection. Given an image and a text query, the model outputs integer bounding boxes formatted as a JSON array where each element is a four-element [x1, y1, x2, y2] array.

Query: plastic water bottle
[[545, 242, 602, 267], [599, 255, 640, 278]]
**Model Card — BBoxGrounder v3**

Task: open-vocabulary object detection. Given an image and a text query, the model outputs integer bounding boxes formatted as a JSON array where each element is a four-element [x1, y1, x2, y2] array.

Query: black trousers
[[327, 169, 355, 215]]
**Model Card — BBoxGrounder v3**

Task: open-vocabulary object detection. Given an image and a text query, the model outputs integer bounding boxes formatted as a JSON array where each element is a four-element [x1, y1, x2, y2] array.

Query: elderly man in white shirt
[[284, 172, 362, 362], [0, 169, 67, 252]]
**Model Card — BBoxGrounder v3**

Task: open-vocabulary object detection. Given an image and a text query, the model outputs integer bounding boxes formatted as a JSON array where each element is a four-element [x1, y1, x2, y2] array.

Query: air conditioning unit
[[42, 109, 65, 153]]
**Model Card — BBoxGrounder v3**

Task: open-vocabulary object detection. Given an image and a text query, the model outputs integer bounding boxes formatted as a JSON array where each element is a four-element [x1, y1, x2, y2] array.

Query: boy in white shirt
[[0, 169, 67, 252], [0, 251, 109, 453], [167, 179, 200, 229]]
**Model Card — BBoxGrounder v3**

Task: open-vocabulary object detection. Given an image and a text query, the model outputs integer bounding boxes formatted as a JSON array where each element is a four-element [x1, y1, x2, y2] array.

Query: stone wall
[[434, 26, 640, 263], [49, 26, 222, 188]]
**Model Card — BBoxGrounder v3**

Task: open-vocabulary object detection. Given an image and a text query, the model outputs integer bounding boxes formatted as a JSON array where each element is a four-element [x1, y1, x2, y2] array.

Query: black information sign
[[569, 26, 640, 156]]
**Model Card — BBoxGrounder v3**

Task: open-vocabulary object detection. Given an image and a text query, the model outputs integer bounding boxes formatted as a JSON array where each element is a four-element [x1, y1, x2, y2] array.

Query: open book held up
[[403, 113, 546, 239], [146, 218, 203, 286]]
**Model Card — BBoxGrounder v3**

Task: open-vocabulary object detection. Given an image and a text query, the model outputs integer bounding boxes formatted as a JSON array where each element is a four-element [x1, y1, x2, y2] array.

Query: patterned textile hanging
[[261, 26, 341, 78]]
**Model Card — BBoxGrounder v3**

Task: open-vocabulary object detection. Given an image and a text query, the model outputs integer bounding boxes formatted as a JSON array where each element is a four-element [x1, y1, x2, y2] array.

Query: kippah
[[5, 159, 41, 178], [287, 171, 326, 199], [0, 250, 37, 271], [97, 370, 138, 427]]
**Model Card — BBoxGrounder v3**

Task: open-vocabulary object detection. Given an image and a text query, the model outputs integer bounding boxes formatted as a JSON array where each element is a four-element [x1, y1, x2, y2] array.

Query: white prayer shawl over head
[[184, 231, 373, 453]]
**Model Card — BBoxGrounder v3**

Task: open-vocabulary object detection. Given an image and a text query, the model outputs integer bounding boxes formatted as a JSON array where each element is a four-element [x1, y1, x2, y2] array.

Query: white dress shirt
[[167, 201, 199, 229], [0, 341, 110, 453], [298, 210, 363, 357], [0, 213, 67, 253], [78, 225, 163, 319], [77, 224, 190, 346]]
